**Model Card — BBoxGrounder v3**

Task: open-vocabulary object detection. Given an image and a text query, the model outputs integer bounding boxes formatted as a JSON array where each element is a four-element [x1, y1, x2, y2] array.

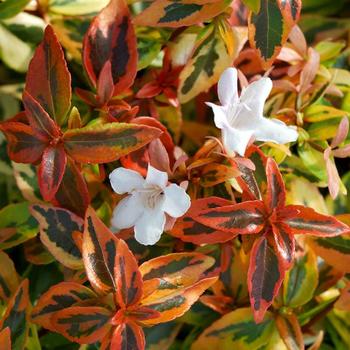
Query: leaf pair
[[80, 0, 137, 107], [193, 157, 350, 322], [33, 208, 218, 349], [0, 24, 161, 207]]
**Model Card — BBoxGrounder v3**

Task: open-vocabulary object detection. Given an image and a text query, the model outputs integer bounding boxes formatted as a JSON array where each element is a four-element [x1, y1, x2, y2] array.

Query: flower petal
[[218, 67, 238, 106], [239, 77, 272, 119], [109, 168, 144, 194], [134, 207, 166, 245], [146, 164, 168, 188], [163, 184, 191, 218], [254, 117, 298, 144], [222, 125, 254, 157], [111, 193, 144, 229], [206, 102, 229, 129]]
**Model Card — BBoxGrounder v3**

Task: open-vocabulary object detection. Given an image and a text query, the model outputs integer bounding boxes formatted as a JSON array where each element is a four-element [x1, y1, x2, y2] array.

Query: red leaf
[[63, 122, 162, 164], [170, 197, 236, 244], [53, 158, 90, 218], [282, 205, 350, 237], [25, 25, 71, 126], [266, 157, 286, 211], [114, 239, 143, 308], [97, 61, 114, 106], [0, 120, 47, 163], [83, 207, 120, 294], [22, 91, 61, 139], [248, 235, 285, 323], [121, 117, 175, 175], [110, 321, 145, 350], [194, 200, 266, 235], [271, 222, 295, 269], [82, 0, 138, 95], [38, 144, 67, 201], [331, 116, 349, 148]]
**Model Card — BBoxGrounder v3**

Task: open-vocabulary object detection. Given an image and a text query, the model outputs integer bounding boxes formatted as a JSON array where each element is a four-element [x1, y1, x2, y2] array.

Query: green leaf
[[297, 142, 328, 183], [192, 308, 275, 350], [30, 205, 84, 270], [0, 24, 32, 72], [283, 250, 318, 308], [0, 0, 30, 20], [242, 0, 260, 13], [63, 122, 162, 164], [48, 0, 109, 16], [0, 202, 38, 249], [178, 25, 237, 103], [134, 0, 231, 28]]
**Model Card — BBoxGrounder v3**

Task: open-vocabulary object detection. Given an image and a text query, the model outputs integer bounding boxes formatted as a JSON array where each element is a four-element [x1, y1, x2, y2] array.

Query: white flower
[[109, 165, 191, 245], [206, 67, 298, 156]]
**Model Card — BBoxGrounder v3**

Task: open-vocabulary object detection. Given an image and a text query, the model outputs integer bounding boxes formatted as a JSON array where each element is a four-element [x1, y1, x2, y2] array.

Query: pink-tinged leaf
[[333, 144, 350, 158], [331, 117, 349, 148], [0, 328, 11, 350], [0, 120, 47, 163], [38, 144, 67, 201], [25, 25, 71, 126], [324, 150, 341, 199], [170, 197, 236, 244], [248, 235, 285, 323], [31, 282, 97, 332], [272, 222, 295, 269], [266, 157, 286, 210], [97, 61, 114, 105], [289, 25, 307, 57], [114, 239, 143, 308], [53, 158, 90, 218], [277, 0, 302, 27], [299, 48, 320, 94], [22, 91, 61, 139], [194, 200, 266, 235], [282, 205, 350, 237], [62, 122, 162, 164], [51, 306, 112, 344], [82, 0, 137, 95], [110, 321, 145, 350]]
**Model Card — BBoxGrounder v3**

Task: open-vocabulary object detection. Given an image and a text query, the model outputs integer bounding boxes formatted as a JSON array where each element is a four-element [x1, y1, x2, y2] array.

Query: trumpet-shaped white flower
[[206, 67, 298, 156], [109, 165, 191, 245]]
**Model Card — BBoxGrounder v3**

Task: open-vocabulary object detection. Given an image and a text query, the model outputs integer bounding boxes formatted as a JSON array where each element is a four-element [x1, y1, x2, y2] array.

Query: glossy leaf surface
[[25, 25, 71, 125], [63, 123, 162, 164], [83, 0, 137, 95], [30, 205, 84, 269], [32, 282, 97, 332]]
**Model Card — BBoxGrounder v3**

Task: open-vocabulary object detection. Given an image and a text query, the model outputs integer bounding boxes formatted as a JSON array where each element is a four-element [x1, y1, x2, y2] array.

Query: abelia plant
[[0, 0, 350, 349]]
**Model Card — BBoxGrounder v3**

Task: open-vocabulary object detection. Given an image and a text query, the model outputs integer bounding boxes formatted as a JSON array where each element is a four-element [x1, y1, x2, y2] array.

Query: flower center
[[137, 186, 164, 209], [228, 100, 252, 126]]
